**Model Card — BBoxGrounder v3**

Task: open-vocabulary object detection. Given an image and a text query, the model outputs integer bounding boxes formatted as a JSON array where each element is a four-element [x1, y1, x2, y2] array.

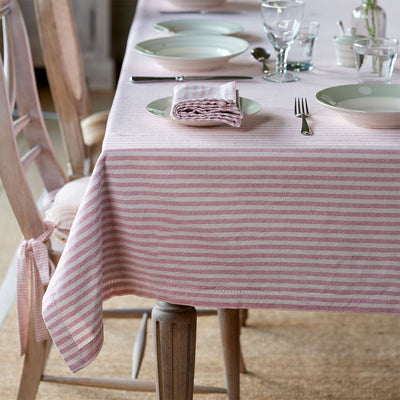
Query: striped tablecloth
[[43, 0, 400, 372]]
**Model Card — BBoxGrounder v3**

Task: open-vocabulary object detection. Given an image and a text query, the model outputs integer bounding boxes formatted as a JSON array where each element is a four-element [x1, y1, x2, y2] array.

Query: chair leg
[[152, 302, 197, 400], [17, 319, 49, 400], [218, 309, 241, 400], [132, 313, 148, 379]]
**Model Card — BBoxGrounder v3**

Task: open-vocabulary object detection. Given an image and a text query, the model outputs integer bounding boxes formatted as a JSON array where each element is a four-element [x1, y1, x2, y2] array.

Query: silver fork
[[294, 97, 313, 136]]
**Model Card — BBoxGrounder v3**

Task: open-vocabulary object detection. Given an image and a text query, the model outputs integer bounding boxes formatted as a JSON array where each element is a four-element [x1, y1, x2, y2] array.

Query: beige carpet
[[1, 293, 400, 400]]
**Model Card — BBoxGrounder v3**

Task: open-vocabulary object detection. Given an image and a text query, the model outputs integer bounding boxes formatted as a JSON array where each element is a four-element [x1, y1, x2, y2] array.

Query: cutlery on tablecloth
[[294, 97, 313, 135], [130, 76, 253, 83], [251, 47, 271, 74], [159, 10, 246, 15]]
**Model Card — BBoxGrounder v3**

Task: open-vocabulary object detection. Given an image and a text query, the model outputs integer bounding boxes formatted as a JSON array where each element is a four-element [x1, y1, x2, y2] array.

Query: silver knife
[[130, 76, 253, 83], [159, 10, 246, 15]]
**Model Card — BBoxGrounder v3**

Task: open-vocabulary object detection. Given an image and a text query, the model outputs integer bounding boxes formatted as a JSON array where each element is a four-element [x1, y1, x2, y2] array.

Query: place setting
[[146, 81, 261, 127], [134, 1, 262, 128], [136, 0, 315, 132], [317, 14, 400, 128], [135, 0, 400, 133]]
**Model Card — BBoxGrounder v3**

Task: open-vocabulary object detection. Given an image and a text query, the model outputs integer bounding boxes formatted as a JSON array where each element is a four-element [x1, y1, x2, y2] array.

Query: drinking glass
[[287, 20, 320, 71], [353, 37, 398, 84], [261, 0, 304, 82]]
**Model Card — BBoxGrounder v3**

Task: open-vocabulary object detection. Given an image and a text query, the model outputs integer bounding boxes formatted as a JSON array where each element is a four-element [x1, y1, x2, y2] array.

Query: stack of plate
[[166, 0, 227, 9], [154, 19, 242, 36]]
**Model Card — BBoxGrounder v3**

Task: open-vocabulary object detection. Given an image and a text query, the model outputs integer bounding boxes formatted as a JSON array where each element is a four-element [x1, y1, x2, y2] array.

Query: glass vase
[[351, 0, 386, 38]]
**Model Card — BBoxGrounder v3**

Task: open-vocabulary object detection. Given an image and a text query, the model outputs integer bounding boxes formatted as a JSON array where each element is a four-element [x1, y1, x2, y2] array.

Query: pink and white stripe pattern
[[42, 0, 400, 373], [43, 147, 400, 372], [171, 82, 242, 127]]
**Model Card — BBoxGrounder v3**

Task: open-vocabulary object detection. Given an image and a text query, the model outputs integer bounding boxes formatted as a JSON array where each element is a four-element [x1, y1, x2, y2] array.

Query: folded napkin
[[171, 81, 243, 127]]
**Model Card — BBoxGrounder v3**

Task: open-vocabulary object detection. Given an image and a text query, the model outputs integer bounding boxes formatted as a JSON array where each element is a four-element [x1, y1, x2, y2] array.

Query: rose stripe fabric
[[43, 148, 400, 371], [171, 82, 242, 127], [17, 220, 55, 355], [42, 0, 400, 372]]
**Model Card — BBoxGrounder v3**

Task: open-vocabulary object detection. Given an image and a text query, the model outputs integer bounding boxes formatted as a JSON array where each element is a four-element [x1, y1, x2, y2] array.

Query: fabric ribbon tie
[[17, 219, 56, 356]]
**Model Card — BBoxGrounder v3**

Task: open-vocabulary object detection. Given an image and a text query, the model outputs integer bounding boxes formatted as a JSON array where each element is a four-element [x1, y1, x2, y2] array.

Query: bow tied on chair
[[17, 219, 56, 355]]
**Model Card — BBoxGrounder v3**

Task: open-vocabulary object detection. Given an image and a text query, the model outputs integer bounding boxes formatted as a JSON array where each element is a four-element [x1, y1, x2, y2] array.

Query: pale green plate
[[135, 35, 249, 72], [316, 84, 400, 129], [154, 19, 243, 36], [146, 96, 261, 127]]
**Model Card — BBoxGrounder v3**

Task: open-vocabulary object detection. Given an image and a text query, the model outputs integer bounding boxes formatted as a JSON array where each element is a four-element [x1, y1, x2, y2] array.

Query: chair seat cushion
[[45, 176, 90, 245], [81, 110, 108, 147]]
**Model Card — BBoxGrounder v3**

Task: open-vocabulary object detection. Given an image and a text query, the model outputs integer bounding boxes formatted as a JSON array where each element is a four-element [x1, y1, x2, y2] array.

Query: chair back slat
[[52, 0, 86, 107], [34, 0, 92, 177], [13, 113, 32, 136], [2, 9, 16, 109], [0, 0, 66, 239], [20, 144, 43, 171]]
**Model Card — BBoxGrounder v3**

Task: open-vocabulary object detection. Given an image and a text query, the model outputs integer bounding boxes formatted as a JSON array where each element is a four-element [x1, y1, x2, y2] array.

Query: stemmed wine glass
[[261, 0, 304, 82]]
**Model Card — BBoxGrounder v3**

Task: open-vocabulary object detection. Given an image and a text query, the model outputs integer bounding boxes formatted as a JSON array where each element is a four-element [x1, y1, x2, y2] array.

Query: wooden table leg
[[152, 302, 197, 400], [218, 308, 241, 400]]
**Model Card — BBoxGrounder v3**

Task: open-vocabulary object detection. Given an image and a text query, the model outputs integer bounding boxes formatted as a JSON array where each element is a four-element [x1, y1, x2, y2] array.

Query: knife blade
[[130, 76, 253, 83], [159, 10, 246, 15]]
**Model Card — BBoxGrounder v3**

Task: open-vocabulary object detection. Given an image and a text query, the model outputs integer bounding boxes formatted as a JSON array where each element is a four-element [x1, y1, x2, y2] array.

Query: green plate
[[146, 96, 261, 127], [154, 19, 243, 36], [316, 84, 400, 129], [135, 35, 249, 73]]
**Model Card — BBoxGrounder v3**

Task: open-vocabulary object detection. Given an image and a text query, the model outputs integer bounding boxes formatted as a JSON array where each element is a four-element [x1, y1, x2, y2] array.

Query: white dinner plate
[[154, 19, 242, 36], [135, 35, 249, 72], [166, 0, 227, 9], [316, 84, 400, 129], [146, 96, 261, 126]]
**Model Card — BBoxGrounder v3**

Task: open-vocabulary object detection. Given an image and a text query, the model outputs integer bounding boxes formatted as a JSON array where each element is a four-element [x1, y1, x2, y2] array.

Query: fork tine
[[304, 98, 310, 115], [301, 98, 305, 115], [295, 97, 301, 115], [294, 98, 298, 115]]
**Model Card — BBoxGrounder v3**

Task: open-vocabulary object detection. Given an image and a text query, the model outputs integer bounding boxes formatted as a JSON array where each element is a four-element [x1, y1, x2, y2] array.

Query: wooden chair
[[33, 0, 108, 179], [0, 1, 242, 398]]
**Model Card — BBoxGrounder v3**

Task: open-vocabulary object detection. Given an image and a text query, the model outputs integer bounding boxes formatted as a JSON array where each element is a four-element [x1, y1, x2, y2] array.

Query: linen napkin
[[171, 81, 243, 127]]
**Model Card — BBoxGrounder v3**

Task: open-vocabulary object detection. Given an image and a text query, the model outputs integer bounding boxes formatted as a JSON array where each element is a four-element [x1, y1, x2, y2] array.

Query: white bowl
[[135, 35, 249, 72], [316, 84, 400, 128]]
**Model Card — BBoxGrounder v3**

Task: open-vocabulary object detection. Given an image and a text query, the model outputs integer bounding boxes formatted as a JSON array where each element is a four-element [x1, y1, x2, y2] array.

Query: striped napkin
[[171, 81, 243, 127]]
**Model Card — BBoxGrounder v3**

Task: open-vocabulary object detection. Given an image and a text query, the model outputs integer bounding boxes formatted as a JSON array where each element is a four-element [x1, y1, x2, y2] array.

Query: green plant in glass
[[351, 0, 386, 38]]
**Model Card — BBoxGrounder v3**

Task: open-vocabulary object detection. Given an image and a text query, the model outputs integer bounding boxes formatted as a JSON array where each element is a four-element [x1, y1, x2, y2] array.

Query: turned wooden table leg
[[239, 309, 248, 327], [152, 302, 197, 400], [218, 308, 241, 400]]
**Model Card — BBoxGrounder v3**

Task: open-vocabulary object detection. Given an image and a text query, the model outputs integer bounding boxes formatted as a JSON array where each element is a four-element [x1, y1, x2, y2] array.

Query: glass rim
[[261, 0, 304, 6], [300, 20, 320, 27], [353, 37, 399, 48]]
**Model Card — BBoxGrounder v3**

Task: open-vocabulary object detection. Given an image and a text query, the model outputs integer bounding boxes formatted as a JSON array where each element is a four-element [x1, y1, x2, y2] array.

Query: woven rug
[[1, 294, 400, 400]]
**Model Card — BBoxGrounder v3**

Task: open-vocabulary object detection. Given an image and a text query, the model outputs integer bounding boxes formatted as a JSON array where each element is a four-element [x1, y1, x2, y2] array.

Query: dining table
[[42, 0, 400, 399]]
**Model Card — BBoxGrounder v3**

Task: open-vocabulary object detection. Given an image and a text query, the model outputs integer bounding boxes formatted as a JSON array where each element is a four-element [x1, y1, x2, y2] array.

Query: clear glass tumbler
[[287, 21, 320, 71], [353, 37, 398, 83]]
